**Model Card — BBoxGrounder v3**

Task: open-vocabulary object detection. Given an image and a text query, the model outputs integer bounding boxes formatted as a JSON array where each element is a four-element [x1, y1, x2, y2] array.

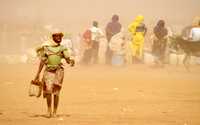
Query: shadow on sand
[[29, 114, 71, 118]]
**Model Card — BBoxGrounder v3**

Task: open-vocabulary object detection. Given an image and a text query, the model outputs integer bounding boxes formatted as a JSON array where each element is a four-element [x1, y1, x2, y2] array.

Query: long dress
[[37, 45, 69, 97], [153, 23, 168, 64]]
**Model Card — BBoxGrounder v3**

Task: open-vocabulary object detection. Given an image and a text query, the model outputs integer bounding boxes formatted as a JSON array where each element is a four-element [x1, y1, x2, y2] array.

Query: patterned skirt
[[42, 66, 64, 97]]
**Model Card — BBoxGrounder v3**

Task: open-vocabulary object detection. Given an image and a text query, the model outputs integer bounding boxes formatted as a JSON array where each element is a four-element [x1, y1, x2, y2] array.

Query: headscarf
[[128, 15, 144, 35], [135, 15, 144, 23], [52, 32, 64, 38], [154, 20, 168, 39]]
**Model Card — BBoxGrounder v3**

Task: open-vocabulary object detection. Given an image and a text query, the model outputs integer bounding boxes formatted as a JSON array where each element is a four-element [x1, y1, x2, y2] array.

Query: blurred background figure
[[128, 15, 147, 64], [61, 32, 73, 55], [189, 20, 200, 42], [181, 16, 200, 40], [81, 21, 104, 65], [90, 21, 104, 64], [82, 27, 93, 65], [105, 14, 122, 65], [109, 31, 126, 66], [152, 20, 168, 67], [72, 33, 82, 64]]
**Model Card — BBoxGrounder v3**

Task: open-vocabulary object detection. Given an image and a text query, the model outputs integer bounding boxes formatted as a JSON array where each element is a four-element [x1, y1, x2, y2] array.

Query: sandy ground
[[0, 63, 200, 125]]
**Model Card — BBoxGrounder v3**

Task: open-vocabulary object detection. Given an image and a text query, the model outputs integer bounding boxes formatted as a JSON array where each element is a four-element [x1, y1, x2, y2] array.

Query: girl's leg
[[53, 68, 64, 117], [53, 95, 59, 116], [46, 94, 52, 117]]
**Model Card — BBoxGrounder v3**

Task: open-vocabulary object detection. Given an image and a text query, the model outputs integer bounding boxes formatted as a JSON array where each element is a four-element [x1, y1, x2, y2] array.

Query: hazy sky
[[0, 0, 199, 33], [0, 0, 199, 54]]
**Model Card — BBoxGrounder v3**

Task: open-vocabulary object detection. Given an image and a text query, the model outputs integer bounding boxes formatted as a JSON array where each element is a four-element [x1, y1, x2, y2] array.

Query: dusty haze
[[0, 0, 200, 54], [0, 1, 200, 125]]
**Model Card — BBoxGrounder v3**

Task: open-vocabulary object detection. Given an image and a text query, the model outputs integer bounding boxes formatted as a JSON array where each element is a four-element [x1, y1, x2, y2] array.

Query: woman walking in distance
[[152, 20, 168, 67], [34, 32, 74, 118]]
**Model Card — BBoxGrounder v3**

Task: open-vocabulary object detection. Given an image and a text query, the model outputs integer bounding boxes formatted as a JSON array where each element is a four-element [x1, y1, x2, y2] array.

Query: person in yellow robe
[[128, 15, 147, 63]]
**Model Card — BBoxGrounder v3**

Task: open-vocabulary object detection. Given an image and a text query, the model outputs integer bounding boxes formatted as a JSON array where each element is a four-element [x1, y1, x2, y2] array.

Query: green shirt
[[36, 45, 70, 68]]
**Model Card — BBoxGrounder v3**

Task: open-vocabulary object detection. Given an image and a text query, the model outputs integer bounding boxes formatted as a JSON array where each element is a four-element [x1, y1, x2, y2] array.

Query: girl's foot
[[47, 108, 52, 118], [52, 111, 57, 118]]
